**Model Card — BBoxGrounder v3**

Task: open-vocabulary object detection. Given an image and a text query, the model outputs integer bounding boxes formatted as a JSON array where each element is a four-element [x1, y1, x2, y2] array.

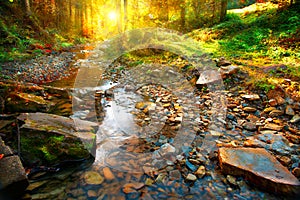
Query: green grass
[[190, 3, 300, 63]]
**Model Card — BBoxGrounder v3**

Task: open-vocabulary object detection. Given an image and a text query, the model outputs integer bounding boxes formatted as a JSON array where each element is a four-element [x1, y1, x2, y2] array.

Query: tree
[[25, 0, 31, 15]]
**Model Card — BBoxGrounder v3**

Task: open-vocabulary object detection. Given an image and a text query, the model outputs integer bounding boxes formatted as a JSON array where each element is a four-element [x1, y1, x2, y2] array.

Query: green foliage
[[254, 78, 276, 92]]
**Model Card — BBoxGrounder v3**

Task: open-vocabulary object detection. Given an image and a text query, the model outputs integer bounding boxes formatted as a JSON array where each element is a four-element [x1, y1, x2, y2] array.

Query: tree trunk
[[25, 0, 31, 15], [180, 1, 185, 31], [220, 0, 228, 21], [116, 0, 122, 33], [124, 0, 128, 31]]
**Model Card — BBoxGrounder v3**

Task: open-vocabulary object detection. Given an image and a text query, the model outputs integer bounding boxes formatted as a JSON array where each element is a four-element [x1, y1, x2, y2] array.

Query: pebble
[[186, 173, 197, 182], [103, 167, 115, 180], [243, 107, 257, 112], [243, 122, 257, 131], [169, 170, 182, 180], [195, 166, 206, 178], [269, 109, 284, 117], [241, 94, 260, 101], [285, 105, 295, 116], [269, 99, 277, 107], [290, 115, 300, 123]]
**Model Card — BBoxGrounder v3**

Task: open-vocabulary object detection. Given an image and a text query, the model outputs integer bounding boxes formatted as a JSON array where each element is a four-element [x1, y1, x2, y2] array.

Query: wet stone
[[82, 171, 104, 185], [103, 167, 115, 180], [169, 170, 182, 180], [218, 147, 300, 196], [195, 166, 206, 178]]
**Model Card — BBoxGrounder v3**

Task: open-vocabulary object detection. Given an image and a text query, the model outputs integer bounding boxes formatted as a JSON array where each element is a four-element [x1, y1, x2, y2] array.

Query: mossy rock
[[14, 113, 97, 166]]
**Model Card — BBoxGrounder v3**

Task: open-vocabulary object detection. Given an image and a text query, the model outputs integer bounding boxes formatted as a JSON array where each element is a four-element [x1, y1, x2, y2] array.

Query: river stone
[[16, 112, 97, 166], [290, 115, 300, 123], [0, 156, 29, 199], [186, 173, 197, 182], [263, 123, 283, 131], [243, 107, 257, 112], [218, 147, 300, 196], [241, 94, 260, 101], [269, 109, 284, 117], [103, 167, 115, 180], [82, 171, 104, 185], [285, 105, 295, 116], [196, 70, 222, 85]]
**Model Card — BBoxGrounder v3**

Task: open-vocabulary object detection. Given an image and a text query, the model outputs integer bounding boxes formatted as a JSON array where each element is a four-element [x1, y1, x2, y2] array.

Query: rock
[[269, 99, 277, 107], [17, 113, 97, 166], [258, 134, 293, 155], [87, 190, 97, 197], [0, 156, 29, 199], [226, 175, 237, 186], [275, 96, 286, 105], [169, 170, 182, 180], [218, 147, 300, 196], [219, 65, 239, 77], [103, 167, 115, 180], [155, 143, 176, 157], [269, 109, 284, 117], [263, 123, 283, 131], [0, 137, 13, 155], [243, 122, 257, 131], [292, 168, 300, 178], [196, 70, 222, 85], [186, 159, 197, 172], [122, 182, 144, 194], [243, 107, 257, 112], [241, 94, 260, 101], [82, 171, 104, 185], [195, 166, 206, 178], [216, 57, 232, 67], [285, 105, 295, 116], [186, 173, 197, 182], [5, 92, 52, 113], [263, 107, 276, 113], [290, 115, 300, 123]]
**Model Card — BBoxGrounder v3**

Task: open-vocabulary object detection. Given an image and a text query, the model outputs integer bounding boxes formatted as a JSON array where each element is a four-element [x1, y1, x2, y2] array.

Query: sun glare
[[108, 11, 117, 21]]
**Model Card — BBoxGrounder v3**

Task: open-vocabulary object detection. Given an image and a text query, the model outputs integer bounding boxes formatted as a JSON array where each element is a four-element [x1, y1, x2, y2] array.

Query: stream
[[24, 44, 281, 199], [2, 29, 297, 200]]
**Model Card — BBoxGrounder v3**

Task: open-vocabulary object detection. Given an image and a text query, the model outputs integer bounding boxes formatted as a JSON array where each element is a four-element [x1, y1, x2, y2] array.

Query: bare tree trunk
[[116, 0, 122, 33], [124, 0, 128, 31], [180, 1, 185, 31], [25, 0, 31, 15], [220, 0, 228, 21]]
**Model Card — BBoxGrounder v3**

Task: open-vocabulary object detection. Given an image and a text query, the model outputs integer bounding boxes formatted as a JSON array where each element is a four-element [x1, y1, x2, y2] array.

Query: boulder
[[16, 113, 98, 166], [196, 70, 222, 85], [0, 155, 29, 199], [218, 147, 300, 196]]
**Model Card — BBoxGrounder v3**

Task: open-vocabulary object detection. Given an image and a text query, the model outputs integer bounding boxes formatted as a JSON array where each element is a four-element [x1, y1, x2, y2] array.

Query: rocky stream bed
[[0, 42, 299, 200]]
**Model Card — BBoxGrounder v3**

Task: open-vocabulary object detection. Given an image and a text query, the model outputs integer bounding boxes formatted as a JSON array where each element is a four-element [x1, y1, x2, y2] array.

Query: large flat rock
[[218, 147, 300, 196]]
